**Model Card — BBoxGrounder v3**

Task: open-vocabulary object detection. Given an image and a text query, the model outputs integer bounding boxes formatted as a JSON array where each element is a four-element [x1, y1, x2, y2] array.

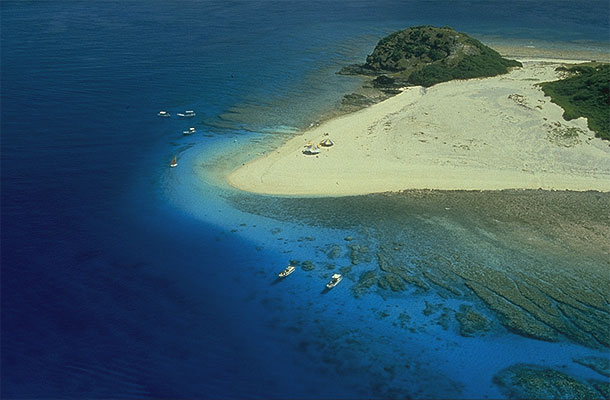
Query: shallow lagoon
[[166, 137, 610, 398]]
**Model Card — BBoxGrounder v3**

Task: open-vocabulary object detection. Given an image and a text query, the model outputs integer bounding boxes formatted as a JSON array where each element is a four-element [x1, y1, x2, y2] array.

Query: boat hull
[[278, 266, 295, 278], [326, 276, 342, 289]]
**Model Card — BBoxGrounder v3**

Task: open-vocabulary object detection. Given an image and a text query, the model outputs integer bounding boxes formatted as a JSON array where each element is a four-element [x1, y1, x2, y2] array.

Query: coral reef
[[493, 364, 603, 399], [455, 305, 492, 337], [231, 190, 610, 349]]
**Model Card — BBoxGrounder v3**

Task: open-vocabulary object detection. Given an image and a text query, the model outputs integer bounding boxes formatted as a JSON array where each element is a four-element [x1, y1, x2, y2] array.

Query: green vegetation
[[343, 26, 521, 87], [540, 64, 610, 140], [408, 40, 522, 86]]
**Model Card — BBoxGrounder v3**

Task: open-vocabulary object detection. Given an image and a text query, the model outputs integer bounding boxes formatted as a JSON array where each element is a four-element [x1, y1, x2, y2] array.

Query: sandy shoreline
[[228, 57, 610, 196]]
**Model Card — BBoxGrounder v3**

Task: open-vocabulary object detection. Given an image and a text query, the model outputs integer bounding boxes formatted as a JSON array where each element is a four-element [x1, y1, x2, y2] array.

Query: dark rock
[[338, 64, 378, 76], [434, 309, 453, 330], [397, 311, 411, 329], [325, 244, 343, 259], [377, 273, 407, 292], [352, 270, 377, 297], [342, 93, 376, 108], [372, 75, 402, 89], [348, 244, 372, 265], [423, 301, 442, 316], [301, 261, 315, 271]]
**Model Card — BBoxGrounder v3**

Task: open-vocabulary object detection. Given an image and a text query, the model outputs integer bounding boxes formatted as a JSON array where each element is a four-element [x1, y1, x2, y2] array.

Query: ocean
[[2, 1, 609, 398]]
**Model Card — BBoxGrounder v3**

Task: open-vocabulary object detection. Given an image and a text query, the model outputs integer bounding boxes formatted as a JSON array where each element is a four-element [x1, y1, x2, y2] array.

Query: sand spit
[[228, 59, 610, 196]]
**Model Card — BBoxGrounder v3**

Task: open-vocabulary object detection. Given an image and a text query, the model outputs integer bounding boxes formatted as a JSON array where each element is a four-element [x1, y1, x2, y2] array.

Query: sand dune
[[228, 59, 610, 196]]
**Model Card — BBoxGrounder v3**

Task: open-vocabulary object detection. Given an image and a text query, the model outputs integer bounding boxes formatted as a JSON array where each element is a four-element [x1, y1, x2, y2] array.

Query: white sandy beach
[[228, 59, 610, 196]]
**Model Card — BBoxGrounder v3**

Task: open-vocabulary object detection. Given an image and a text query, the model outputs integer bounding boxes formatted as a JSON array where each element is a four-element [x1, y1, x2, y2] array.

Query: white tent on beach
[[302, 144, 320, 155]]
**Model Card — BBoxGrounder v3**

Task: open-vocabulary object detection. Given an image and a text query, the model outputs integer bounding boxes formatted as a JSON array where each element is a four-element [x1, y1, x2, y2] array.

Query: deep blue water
[[2, 1, 609, 398]]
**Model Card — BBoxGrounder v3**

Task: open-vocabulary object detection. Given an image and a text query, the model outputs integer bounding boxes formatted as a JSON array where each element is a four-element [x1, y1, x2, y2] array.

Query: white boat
[[278, 265, 296, 278], [158, 111, 171, 117], [177, 110, 196, 118], [170, 156, 178, 168], [183, 127, 196, 135], [326, 273, 342, 289]]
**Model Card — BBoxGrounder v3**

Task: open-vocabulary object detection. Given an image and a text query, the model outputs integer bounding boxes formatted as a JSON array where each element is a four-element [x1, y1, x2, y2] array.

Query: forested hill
[[341, 26, 522, 87]]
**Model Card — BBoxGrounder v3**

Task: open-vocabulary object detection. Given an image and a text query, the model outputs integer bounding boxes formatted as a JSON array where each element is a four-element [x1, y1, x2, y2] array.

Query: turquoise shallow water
[[2, 0, 609, 397], [169, 136, 609, 398]]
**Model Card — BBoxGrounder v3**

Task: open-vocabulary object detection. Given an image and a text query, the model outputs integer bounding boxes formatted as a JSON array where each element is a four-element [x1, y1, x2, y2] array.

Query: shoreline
[[227, 55, 610, 196]]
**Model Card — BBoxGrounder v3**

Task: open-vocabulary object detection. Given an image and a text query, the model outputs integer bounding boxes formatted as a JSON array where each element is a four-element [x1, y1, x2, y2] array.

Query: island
[[228, 26, 610, 196], [340, 26, 522, 87]]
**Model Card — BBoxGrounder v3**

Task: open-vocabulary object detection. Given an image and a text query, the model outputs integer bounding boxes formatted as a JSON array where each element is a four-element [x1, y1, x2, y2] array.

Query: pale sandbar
[[228, 59, 610, 196]]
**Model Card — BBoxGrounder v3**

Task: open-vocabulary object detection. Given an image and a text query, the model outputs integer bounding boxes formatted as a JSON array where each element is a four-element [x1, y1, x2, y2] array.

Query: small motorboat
[[177, 110, 196, 118], [183, 127, 196, 135], [158, 111, 170, 117], [326, 273, 342, 289], [278, 265, 296, 278], [170, 156, 178, 168]]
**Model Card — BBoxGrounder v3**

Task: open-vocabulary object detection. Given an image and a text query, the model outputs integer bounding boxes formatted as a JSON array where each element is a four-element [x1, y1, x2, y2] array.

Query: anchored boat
[[158, 110, 170, 117], [326, 273, 342, 289], [170, 156, 178, 168], [183, 127, 196, 135], [278, 265, 296, 278], [177, 110, 196, 118]]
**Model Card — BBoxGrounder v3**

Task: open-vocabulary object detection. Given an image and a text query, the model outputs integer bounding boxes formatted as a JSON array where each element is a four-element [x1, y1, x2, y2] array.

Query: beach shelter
[[302, 144, 320, 155], [320, 138, 334, 147]]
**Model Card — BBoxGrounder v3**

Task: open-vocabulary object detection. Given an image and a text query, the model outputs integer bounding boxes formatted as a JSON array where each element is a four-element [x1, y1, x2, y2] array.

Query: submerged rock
[[423, 301, 442, 316], [434, 309, 452, 330], [352, 270, 377, 297], [301, 260, 315, 271], [377, 273, 407, 292], [325, 244, 343, 259], [397, 311, 411, 329], [341, 93, 376, 108], [339, 265, 353, 278], [348, 244, 372, 265], [455, 305, 492, 337], [573, 357, 610, 378], [493, 364, 602, 400]]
